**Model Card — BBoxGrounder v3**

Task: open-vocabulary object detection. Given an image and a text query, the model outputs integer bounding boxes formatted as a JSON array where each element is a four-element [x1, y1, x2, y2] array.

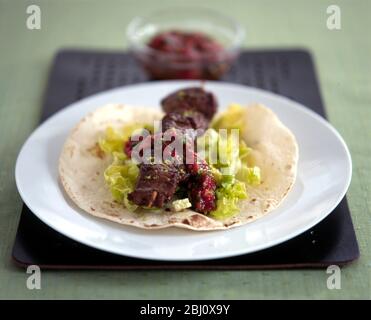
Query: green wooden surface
[[0, 0, 370, 299]]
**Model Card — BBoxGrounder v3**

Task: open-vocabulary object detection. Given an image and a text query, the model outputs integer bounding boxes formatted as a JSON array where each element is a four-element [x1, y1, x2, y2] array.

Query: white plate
[[15, 81, 352, 261]]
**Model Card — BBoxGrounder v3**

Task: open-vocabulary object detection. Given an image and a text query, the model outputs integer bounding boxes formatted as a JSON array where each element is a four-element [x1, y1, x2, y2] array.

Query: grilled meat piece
[[162, 112, 194, 133], [187, 111, 210, 132], [161, 87, 217, 120], [162, 111, 209, 136], [128, 163, 189, 208]]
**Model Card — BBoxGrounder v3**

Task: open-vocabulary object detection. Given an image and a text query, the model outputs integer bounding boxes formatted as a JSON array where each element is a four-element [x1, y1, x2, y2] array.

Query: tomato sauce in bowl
[[143, 30, 232, 79], [127, 8, 244, 80]]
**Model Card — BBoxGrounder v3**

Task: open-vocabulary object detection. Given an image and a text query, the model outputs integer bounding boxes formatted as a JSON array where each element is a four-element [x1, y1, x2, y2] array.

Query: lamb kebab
[[127, 87, 218, 214]]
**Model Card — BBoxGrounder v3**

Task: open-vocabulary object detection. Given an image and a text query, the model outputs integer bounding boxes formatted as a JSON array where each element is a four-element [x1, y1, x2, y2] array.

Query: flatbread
[[59, 103, 298, 231]]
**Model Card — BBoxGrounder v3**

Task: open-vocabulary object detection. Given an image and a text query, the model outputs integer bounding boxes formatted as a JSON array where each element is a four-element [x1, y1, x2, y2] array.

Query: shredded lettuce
[[217, 131, 241, 176], [103, 152, 139, 211], [198, 128, 258, 182], [200, 105, 262, 218], [236, 165, 261, 186], [210, 181, 248, 219], [99, 124, 149, 155], [99, 127, 126, 154], [198, 128, 241, 177], [209, 165, 223, 183], [212, 103, 246, 133], [99, 125, 146, 211]]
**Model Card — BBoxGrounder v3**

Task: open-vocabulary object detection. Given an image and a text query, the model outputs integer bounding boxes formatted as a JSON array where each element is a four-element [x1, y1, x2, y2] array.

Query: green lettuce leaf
[[198, 128, 241, 177], [103, 152, 139, 212], [210, 181, 248, 219], [236, 165, 261, 186], [212, 103, 246, 133], [99, 124, 149, 155]]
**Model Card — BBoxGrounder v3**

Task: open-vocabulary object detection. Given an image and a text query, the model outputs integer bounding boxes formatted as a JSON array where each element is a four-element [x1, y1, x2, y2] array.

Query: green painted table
[[0, 0, 370, 299]]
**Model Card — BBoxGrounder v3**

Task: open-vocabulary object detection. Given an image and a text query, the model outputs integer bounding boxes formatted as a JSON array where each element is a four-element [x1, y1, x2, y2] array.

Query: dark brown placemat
[[12, 49, 359, 269]]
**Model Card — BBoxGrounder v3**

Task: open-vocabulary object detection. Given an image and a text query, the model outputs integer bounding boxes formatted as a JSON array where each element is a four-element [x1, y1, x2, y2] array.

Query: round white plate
[[15, 81, 352, 261]]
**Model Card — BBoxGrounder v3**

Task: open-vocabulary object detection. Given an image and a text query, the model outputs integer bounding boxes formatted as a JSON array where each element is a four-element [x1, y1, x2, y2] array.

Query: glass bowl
[[126, 7, 245, 80]]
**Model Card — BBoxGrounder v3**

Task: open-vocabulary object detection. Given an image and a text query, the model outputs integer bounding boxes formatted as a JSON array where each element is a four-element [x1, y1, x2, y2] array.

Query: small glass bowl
[[126, 7, 245, 80]]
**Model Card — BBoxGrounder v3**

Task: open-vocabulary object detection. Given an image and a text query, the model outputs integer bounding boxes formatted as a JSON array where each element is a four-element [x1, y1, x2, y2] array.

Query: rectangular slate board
[[12, 49, 360, 269]]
